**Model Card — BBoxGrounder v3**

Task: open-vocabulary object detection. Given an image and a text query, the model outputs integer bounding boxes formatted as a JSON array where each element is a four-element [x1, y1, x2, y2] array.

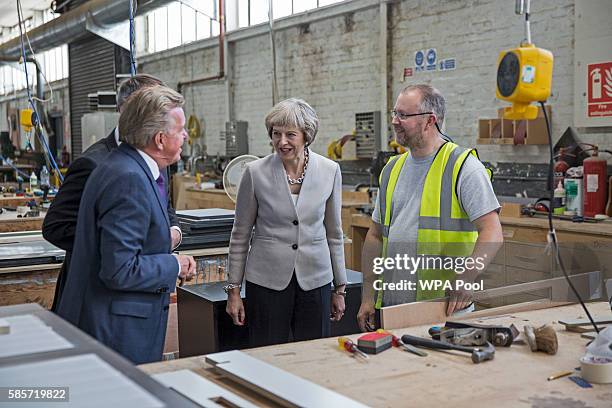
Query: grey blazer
[[227, 149, 347, 291]]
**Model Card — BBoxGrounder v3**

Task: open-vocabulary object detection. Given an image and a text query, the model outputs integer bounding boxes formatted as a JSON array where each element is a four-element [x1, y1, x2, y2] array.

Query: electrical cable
[[540, 101, 603, 330], [24, 20, 54, 103], [129, 0, 137, 76], [435, 122, 453, 143], [16, 0, 63, 183]]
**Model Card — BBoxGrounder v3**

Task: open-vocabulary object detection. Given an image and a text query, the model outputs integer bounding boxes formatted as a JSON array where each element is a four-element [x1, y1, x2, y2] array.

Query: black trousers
[[246, 274, 331, 348]]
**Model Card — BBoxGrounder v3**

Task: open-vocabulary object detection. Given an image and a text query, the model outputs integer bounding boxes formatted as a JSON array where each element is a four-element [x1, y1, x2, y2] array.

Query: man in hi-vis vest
[[357, 84, 503, 332]]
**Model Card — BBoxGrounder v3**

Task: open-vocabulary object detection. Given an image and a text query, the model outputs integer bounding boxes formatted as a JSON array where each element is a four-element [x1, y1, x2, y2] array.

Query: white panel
[[153, 369, 258, 408], [0, 354, 164, 408], [206, 350, 369, 408], [0, 314, 73, 359], [573, 0, 612, 127]]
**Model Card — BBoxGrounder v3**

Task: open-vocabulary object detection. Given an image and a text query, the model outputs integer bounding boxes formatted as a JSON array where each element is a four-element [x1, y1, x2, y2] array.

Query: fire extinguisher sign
[[587, 62, 612, 117]]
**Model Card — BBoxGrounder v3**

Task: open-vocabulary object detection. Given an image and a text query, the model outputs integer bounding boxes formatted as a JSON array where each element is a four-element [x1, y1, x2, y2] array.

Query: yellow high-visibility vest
[[375, 142, 491, 308]]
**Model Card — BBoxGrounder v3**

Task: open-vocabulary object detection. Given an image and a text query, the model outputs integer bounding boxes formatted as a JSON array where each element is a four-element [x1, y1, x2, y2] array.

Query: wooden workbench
[[0, 210, 45, 232], [0, 195, 52, 208], [140, 302, 612, 407]]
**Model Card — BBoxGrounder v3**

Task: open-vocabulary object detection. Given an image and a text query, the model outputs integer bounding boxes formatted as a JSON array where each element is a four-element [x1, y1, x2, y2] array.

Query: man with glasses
[[357, 84, 503, 331]]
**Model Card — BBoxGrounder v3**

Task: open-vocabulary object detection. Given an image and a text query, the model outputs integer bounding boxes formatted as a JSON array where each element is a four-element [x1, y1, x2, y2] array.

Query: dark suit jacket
[[56, 143, 179, 364], [43, 130, 179, 311]]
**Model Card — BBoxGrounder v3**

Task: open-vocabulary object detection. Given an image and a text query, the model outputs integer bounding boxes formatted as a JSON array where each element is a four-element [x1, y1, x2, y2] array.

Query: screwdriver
[[338, 337, 369, 360], [377, 329, 428, 357]]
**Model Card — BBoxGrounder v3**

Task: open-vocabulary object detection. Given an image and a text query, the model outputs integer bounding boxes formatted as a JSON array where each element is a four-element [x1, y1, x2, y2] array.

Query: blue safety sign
[[426, 48, 437, 65], [415, 50, 424, 67]]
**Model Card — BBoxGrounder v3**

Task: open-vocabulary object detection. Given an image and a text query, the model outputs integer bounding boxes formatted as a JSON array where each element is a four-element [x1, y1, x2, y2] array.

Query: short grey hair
[[118, 86, 184, 149], [400, 84, 446, 127], [116, 73, 165, 111], [265, 98, 319, 146]]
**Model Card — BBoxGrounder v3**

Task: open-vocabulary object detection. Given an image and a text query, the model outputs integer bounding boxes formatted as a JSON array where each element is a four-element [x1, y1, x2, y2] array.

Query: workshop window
[[0, 9, 67, 96], [136, 0, 347, 56]]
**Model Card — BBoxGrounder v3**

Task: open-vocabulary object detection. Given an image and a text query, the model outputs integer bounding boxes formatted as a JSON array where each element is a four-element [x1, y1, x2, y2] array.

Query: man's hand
[[446, 286, 473, 316], [226, 289, 245, 325], [176, 254, 196, 281], [357, 301, 376, 332], [170, 228, 181, 249], [330, 285, 346, 322]]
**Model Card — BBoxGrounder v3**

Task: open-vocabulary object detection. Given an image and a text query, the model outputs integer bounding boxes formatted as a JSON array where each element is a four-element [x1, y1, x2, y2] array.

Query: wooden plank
[[380, 300, 447, 329]]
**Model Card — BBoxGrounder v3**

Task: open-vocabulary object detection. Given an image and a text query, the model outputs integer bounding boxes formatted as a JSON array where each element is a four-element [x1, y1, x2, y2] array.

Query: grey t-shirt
[[372, 150, 500, 306]]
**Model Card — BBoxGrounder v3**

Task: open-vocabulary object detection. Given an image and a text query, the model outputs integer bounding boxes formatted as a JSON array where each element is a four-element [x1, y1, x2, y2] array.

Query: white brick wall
[[2, 0, 608, 164]]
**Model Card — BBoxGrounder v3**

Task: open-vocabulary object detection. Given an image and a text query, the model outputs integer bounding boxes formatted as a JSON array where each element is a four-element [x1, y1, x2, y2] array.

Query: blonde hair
[[119, 86, 184, 149], [265, 98, 319, 146]]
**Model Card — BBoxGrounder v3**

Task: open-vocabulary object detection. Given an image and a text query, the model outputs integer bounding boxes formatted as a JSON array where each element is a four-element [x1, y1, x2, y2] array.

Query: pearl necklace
[[287, 149, 309, 185]]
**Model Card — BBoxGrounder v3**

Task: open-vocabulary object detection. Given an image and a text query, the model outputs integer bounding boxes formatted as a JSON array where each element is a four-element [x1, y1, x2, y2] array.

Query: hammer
[[401, 334, 495, 364]]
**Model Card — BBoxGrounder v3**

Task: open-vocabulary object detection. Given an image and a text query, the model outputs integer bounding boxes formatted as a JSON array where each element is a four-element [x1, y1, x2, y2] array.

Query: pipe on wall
[[0, 0, 175, 58], [176, 0, 226, 94]]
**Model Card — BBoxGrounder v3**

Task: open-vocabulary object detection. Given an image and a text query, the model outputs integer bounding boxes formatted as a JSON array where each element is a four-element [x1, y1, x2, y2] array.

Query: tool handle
[[401, 334, 455, 350], [401, 334, 475, 353], [376, 329, 400, 347]]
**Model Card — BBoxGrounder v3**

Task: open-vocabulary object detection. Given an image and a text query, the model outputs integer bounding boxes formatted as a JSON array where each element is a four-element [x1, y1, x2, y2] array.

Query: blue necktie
[[156, 173, 167, 203]]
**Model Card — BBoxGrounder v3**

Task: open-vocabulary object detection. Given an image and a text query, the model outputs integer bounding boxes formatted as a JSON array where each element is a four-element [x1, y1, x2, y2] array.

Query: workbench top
[[139, 302, 612, 407], [351, 212, 612, 237], [500, 216, 612, 237]]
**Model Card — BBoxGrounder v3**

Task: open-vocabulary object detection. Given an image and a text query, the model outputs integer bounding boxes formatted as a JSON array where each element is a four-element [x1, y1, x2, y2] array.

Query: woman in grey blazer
[[225, 98, 348, 347]]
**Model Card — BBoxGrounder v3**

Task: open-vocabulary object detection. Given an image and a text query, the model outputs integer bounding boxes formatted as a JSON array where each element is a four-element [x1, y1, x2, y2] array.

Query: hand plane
[[429, 321, 519, 347]]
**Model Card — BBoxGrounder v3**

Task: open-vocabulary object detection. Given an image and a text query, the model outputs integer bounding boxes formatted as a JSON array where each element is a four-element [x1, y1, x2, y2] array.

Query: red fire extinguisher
[[553, 147, 574, 188], [582, 145, 611, 217]]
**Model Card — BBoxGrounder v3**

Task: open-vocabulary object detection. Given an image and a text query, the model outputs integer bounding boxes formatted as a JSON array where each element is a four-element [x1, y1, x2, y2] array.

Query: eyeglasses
[[391, 110, 433, 120]]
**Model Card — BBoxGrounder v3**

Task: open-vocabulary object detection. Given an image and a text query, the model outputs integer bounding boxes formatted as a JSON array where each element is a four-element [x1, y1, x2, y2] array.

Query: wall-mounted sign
[[426, 48, 437, 70], [587, 61, 612, 118], [413, 48, 456, 74]]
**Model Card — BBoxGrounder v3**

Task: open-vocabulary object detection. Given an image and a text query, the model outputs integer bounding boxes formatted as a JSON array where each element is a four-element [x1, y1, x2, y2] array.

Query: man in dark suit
[[43, 74, 183, 312], [56, 86, 196, 364]]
